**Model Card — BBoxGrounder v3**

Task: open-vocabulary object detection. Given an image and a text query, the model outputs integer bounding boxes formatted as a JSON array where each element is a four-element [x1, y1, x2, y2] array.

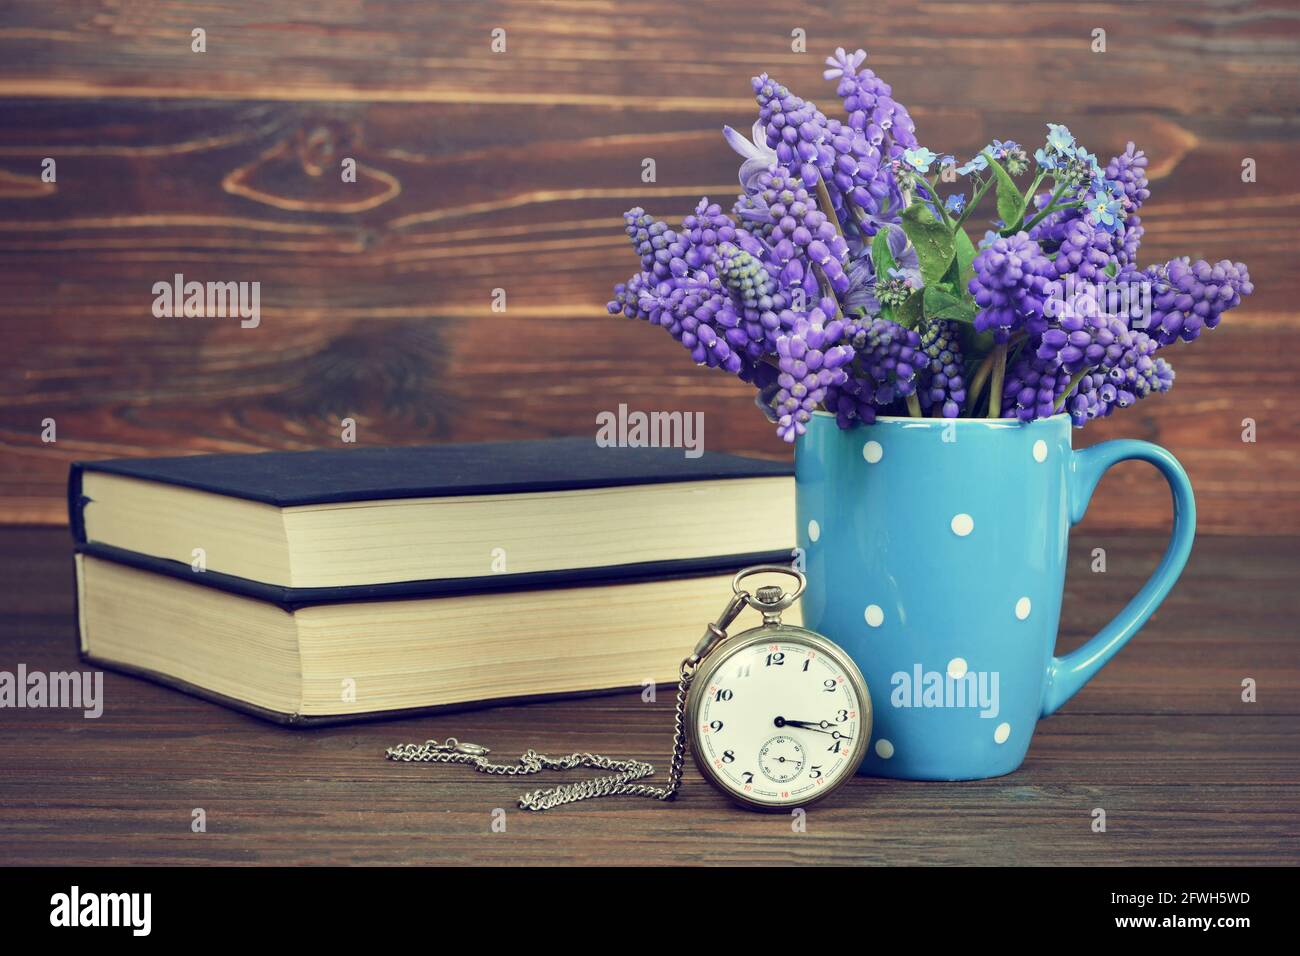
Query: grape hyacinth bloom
[[1052, 216, 1119, 282], [623, 208, 687, 282], [1036, 293, 1128, 374], [678, 199, 738, 269], [969, 232, 1057, 341], [1105, 142, 1151, 211], [606, 46, 1254, 439], [751, 71, 880, 217], [1002, 352, 1075, 421], [1144, 257, 1254, 345], [712, 241, 788, 361], [772, 305, 855, 442], [851, 317, 922, 405], [742, 166, 852, 296], [918, 319, 966, 417]]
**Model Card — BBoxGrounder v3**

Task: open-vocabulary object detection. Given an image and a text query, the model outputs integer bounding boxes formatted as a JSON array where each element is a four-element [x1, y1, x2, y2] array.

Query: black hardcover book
[[69, 437, 795, 599], [68, 439, 797, 724]]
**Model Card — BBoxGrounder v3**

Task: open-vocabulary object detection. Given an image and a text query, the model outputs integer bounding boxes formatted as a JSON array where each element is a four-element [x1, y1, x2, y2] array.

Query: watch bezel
[[686, 623, 872, 812]]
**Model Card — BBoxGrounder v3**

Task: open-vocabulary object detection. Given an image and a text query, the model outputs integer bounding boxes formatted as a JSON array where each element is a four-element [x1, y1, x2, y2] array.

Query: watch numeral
[[714, 688, 733, 702], [734, 663, 751, 679], [766, 652, 785, 667], [836, 709, 849, 722], [709, 719, 724, 733], [823, 679, 837, 692], [809, 765, 823, 779], [827, 739, 844, 754], [721, 750, 735, 763], [741, 771, 754, 784], [802, 659, 811, 672]]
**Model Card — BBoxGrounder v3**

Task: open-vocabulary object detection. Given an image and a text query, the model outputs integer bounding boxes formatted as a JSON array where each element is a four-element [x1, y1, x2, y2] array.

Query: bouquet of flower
[[607, 47, 1253, 441]]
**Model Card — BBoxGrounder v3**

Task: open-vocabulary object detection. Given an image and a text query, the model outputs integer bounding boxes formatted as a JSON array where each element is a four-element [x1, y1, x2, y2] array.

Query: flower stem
[[951, 174, 994, 233], [1052, 366, 1094, 414], [813, 173, 848, 242], [906, 392, 922, 418], [964, 351, 996, 416], [986, 343, 1008, 418]]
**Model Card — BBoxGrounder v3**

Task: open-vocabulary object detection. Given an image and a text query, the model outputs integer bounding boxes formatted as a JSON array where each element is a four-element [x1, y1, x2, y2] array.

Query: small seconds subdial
[[688, 625, 871, 810], [758, 735, 805, 783]]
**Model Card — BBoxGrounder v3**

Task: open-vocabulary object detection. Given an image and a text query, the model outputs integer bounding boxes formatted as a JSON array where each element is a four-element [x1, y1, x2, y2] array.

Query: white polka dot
[[947, 657, 968, 680], [994, 722, 1011, 744], [951, 513, 974, 537], [864, 604, 884, 628], [1032, 439, 1048, 463], [875, 739, 894, 759], [1015, 597, 1032, 620], [807, 519, 820, 542], [863, 440, 883, 463]]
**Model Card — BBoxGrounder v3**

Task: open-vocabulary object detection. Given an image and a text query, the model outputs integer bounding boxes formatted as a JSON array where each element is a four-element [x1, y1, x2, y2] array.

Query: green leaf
[[983, 152, 1027, 233], [900, 204, 956, 286], [922, 285, 977, 325], [894, 290, 924, 329], [871, 227, 897, 286], [941, 227, 978, 291]]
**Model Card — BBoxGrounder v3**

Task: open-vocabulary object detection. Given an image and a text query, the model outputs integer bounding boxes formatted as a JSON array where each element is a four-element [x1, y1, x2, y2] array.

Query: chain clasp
[[428, 737, 491, 756]]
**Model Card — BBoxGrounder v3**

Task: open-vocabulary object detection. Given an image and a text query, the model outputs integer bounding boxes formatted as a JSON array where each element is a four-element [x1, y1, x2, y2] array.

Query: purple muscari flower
[[607, 271, 650, 321], [918, 319, 967, 418], [1143, 257, 1254, 345], [969, 232, 1057, 342], [1035, 293, 1128, 374], [1052, 216, 1118, 282], [772, 305, 855, 442], [622, 208, 689, 282], [630, 273, 743, 374], [1062, 330, 1172, 425], [823, 47, 918, 157], [1105, 142, 1151, 211], [679, 199, 738, 269], [850, 317, 922, 404], [821, 47, 916, 225], [1002, 352, 1073, 421], [751, 72, 881, 219], [740, 166, 852, 296], [1116, 215, 1143, 267], [711, 241, 793, 360], [723, 120, 779, 194], [1026, 191, 1079, 248]]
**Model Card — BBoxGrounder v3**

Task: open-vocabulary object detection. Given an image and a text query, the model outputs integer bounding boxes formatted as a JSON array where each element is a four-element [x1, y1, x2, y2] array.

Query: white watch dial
[[693, 635, 866, 807]]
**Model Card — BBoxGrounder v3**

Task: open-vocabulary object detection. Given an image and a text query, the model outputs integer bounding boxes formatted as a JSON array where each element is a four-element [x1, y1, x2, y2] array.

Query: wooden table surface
[[2, 526, 1297, 866]]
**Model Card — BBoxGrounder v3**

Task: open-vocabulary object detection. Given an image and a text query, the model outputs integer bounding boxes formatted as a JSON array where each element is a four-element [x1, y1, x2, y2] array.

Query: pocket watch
[[385, 565, 872, 812]]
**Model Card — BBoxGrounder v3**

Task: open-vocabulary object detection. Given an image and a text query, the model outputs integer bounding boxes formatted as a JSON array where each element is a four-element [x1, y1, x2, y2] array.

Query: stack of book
[[69, 439, 795, 724]]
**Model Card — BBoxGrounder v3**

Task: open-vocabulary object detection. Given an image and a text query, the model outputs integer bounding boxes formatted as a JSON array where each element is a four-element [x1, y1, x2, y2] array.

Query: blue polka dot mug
[[795, 411, 1196, 781]]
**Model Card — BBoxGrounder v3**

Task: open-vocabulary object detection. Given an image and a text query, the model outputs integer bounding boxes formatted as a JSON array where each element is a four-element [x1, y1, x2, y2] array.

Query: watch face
[[688, 625, 871, 810]]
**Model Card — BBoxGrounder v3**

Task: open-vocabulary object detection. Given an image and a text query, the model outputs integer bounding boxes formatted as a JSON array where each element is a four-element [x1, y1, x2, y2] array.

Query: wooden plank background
[[0, 0, 1296, 532]]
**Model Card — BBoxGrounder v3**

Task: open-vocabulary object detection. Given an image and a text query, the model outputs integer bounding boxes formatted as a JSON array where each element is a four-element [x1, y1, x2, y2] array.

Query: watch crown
[[755, 585, 783, 605]]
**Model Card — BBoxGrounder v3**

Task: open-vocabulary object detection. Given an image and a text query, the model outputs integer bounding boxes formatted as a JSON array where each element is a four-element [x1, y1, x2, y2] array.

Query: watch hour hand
[[776, 717, 833, 734]]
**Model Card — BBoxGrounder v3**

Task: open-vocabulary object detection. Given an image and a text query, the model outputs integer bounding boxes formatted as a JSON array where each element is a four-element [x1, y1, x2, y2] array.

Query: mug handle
[[1041, 439, 1197, 717]]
